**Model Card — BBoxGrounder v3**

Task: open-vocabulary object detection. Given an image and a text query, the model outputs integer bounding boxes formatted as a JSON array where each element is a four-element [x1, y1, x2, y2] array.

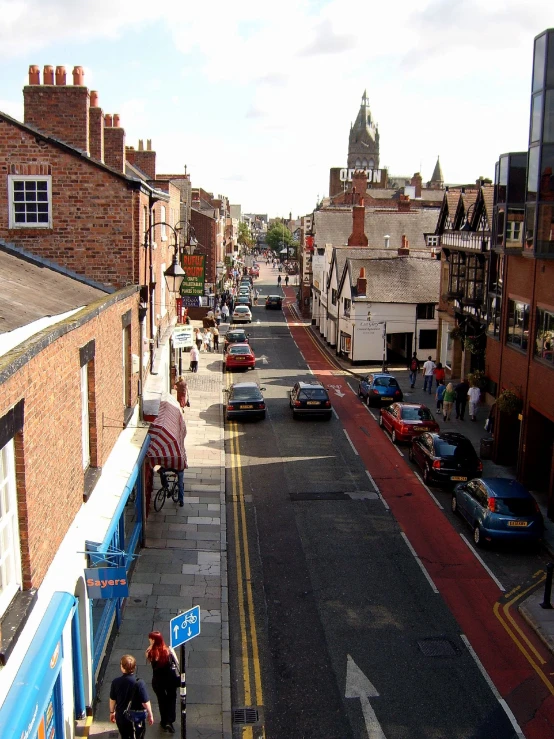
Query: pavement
[[86, 297, 554, 738]]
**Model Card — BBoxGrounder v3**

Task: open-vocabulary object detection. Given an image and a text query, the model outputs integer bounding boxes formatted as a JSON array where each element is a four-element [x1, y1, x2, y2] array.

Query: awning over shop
[[146, 395, 187, 470]]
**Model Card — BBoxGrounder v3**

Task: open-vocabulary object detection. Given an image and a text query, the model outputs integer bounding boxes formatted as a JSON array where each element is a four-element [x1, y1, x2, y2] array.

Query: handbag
[[169, 653, 181, 687], [123, 679, 148, 724]]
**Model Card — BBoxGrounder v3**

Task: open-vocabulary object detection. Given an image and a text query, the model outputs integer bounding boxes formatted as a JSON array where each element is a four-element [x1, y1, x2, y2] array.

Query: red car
[[224, 343, 256, 372], [249, 267, 259, 277], [379, 402, 440, 444]]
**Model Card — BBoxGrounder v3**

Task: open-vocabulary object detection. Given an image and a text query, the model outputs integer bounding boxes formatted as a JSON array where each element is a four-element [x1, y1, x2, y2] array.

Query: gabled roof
[[314, 208, 439, 251], [340, 256, 440, 303]]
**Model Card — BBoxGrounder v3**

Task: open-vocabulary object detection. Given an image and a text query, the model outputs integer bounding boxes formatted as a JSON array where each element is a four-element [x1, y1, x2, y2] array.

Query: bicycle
[[154, 470, 180, 512]]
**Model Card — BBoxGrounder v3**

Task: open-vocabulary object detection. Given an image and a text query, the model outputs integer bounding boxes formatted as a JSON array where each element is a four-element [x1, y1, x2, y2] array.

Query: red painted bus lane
[[283, 294, 554, 736]]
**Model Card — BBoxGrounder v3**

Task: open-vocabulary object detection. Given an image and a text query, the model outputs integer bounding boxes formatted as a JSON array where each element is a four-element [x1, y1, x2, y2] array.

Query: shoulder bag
[[123, 678, 148, 724], [169, 653, 181, 687]]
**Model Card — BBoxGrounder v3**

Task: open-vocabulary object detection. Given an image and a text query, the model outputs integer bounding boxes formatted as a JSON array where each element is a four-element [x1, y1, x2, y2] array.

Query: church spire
[[429, 156, 444, 188]]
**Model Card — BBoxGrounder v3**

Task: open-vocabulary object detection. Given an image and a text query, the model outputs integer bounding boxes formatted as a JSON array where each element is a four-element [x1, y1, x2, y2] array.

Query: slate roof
[[344, 256, 441, 303], [0, 248, 106, 334], [314, 209, 439, 250]]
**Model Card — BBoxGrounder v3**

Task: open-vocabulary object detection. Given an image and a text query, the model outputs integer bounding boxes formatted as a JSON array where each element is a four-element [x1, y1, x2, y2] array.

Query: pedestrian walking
[[253, 288, 259, 306], [145, 632, 180, 734], [189, 344, 199, 373], [422, 356, 436, 394], [277, 275, 282, 286], [194, 328, 202, 352], [468, 383, 481, 421], [202, 328, 211, 353], [443, 382, 456, 421], [285, 274, 289, 286], [215, 307, 222, 326], [174, 376, 189, 409], [408, 352, 419, 388], [435, 380, 446, 415], [211, 325, 219, 351], [221, 303, 229, 323], [109, 654, 153, 739], [434, 361, 445, 389], [454, 378, 470, 420]]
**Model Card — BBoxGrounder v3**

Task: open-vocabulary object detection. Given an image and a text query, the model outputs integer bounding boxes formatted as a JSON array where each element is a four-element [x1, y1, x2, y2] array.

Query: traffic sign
[[170, 606, 201, 648]]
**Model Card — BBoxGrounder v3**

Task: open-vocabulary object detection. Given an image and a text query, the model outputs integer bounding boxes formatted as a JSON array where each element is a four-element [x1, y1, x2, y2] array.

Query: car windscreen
[[373, 377, 398, 387], [231, 388, 261, 400], [227, 333, 245, 341], [494, 497, 536, 516], [229, 346, 251, 354], [401, 407, 433, 421], [435, 440, 476, 459], [298, 388, 328, 400]]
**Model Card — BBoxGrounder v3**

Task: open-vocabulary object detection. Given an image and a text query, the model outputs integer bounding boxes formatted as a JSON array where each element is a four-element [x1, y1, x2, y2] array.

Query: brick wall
[[0, 289, 140, 588], [190, 210, 217, 284], [24, 83, 90, 154], [0, 118, 140, 289]]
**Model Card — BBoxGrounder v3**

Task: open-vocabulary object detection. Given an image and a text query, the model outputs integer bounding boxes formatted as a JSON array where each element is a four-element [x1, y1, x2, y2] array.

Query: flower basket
[[464, 335, 485, 355], [450, 326, 463, 341], [467, 370, 487, 391], [496, 390, 522, 416]]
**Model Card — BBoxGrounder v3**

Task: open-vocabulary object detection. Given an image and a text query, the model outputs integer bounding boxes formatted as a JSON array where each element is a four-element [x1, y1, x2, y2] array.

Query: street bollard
[[540, 562, 554, 609]]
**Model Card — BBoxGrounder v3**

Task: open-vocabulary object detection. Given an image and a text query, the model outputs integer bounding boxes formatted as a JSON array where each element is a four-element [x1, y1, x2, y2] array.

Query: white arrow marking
[[258, 355, 269, 364], [173, 624, 179, 640], [187, 627, 192, 637], [328, 384, 345, 398], [345, 655, 386, 739]]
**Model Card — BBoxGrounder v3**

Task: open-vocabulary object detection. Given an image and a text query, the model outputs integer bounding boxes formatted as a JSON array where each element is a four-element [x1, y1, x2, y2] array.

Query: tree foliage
[[238, 221, 253, 246], [266, 221, 293, 252]]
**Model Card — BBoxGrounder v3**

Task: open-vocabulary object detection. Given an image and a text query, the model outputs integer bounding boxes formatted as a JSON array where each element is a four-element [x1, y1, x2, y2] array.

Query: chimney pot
[[113, 114, 121, 128], [72, 66, 85, 85], [28, 65, 40, 85], [401, 234, 407, 248], [147, 139, 152, 151], [55, 65, 67, 85], [90, 90, 99, 107], [105, 114, 113, 127], [43, 65, 54, 85], [138, 139, 144, 151]]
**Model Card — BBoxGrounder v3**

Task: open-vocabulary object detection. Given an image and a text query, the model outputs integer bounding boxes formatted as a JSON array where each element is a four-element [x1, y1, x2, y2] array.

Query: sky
[[0, 0, 552, 219]]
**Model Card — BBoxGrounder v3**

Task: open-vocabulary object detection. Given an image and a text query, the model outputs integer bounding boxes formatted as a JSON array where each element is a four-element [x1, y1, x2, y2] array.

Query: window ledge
[[83, 466, 102, 502], [0, 589, 38, 666], [123, 407, 134, 428]]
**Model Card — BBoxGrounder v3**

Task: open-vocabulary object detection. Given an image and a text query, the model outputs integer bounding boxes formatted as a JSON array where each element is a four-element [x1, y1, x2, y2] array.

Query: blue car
[[358, 373, 403, 407], [451, 477, 543, 547]]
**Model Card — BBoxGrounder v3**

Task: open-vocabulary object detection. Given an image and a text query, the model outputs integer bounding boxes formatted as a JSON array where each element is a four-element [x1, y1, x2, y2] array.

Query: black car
[[290, 381, 332, 420], [265, 295, 283, 309], [223, 328, 250, 352], [409, 432, 483, 485], [225, 382, 266, 421]]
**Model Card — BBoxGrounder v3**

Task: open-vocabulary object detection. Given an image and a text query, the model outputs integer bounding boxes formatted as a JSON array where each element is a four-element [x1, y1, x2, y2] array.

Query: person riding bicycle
[[159, 467, 184, 507]]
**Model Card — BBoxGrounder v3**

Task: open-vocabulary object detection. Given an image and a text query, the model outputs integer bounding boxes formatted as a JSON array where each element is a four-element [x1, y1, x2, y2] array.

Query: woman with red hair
[[145, 631, 180, 733]]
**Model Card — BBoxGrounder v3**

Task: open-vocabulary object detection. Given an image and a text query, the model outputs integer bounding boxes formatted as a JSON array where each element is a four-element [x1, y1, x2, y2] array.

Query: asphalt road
[[224, 263, 520, 738]]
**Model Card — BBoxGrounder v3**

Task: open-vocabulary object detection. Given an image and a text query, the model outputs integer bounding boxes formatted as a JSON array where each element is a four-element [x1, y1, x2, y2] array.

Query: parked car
[[379, 402, 440, 443], [265, 295, 283, 310], [223, 328, 250, 352], [224, 343, 256, 372], [249, 267, 259, 277], [225, 382, 266, 420], [289, 381, 332, 420], [409, 432, 483, 485], [451, 477, 544, 547], [358, 373, 403, 406], [236, 295, 252, 309], [232, 305, 252, 323]]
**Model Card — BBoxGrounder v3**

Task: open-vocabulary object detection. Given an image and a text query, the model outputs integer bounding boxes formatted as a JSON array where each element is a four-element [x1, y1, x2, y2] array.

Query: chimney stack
[[125, 138, 157, 179], [104, 113, 126, 172], [347, 199, 368, 246], [89, 90, 104, 162], [398, 235, 410, 255], [410, 172, 422, 198], [398, 194, 411, 212], [24, 63, 90, 153], [356, 266, 367, 296]]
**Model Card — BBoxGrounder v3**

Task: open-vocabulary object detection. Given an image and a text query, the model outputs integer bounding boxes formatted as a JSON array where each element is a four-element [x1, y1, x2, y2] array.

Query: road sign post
[[170, 606, 201, 739]]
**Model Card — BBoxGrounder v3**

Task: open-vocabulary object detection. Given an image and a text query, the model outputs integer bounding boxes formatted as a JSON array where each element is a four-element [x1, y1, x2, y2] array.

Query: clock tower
[[347, 90, 379, 170]]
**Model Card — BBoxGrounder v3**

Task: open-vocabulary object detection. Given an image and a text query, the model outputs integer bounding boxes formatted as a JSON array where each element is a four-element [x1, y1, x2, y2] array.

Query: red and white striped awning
[[147, 395, 187, 470]]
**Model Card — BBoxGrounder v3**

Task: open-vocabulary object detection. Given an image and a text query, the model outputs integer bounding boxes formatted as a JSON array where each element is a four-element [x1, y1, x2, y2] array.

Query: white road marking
[[346, 381, 358, 396], [400, 532, 439, 593], [413, 471, 444, 510], [299, 351, 305, 361], [365, 406, 377, 420], [343, 429, 359, 455], [308, 368, 314, 375], [332, 408, 339, 420], [459, 534, 506, 592], [460, 635, 525, 738], [328, 384, 346, 398], [383, 432, 404, 457], [345, 655, 386, 739]]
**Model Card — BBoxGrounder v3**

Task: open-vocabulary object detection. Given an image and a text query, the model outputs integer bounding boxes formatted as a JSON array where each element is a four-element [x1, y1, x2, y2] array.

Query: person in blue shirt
[[435, 380, 446, 415], [109, 654, 153, 739]]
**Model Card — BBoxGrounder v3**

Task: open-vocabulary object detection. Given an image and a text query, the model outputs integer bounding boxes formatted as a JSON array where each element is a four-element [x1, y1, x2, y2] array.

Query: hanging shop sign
[[85, 567, 129, 599], [173, 326, 194, 349], [180, 254, 206, 296]]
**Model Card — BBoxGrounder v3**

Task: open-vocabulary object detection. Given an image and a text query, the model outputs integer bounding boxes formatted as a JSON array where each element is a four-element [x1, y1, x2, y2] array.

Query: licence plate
[[239, 404, 253, 409], [307, 401, 320, 406], [451, 476, 467, 481], [508, 521, 528, 527], [235, 357, 245, 361], [382, 396, 392, 401]]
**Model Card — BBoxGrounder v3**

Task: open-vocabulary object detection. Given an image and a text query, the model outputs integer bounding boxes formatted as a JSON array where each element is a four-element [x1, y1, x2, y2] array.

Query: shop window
[[340, 333, 351, 354], [535, 307, 554, 366], [419, 330, 437, 349], [0, 439, 22, 617], [506, 299, 530, 352], [417, 304, 435, 320]]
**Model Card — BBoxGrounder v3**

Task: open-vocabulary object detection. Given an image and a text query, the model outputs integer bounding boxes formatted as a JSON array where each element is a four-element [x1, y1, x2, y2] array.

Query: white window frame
[[160, 263, 167, 317], [81, 363, 90, 470], [8, 174, 52, 228], [0, 438, 22, 616], [441, 322, 453, 369], [160, 206, 167, 241]]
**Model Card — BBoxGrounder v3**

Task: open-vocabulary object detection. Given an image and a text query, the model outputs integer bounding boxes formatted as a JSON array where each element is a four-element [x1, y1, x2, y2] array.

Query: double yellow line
[[228, 408, 265, 737]]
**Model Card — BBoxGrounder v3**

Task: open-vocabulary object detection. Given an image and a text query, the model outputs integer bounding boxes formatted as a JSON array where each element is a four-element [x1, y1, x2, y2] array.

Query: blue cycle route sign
[[170, 605, 201, 649]]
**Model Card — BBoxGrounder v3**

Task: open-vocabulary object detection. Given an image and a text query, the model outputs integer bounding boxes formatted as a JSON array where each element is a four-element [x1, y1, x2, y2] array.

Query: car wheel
[[391, 429, 397, 444], [378, 414, 384, 428], [473, 524, 484, 547], [408, 446, 414, 462], [423, 465, 430, 483], [366, 395, 372, 408], [357, 386, 363, 398], [451, 495, 458, 515], [324, 413, 332, 421]]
